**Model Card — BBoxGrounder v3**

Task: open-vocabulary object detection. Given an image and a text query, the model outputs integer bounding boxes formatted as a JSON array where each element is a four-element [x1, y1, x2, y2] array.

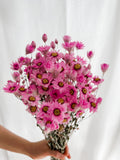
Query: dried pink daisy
[[76, 56, 87, 65], [43, 60, 55, 72], [62, 41, 76, 53], [49, 88, 61, 100], [62, 112, 71, 124], [44, 117, 59, 133], [3, 81, 19, 93], [52, 77, 68, 92], [72, 61, 83, 74], [67, 98, 79, 112], [37, 45, 50, 56], [92, 76, 104, 85], [30, 70, 43, 85], [40, 73, 53, 87], [49, 101, 67, 123], [76, 42, 84, 50], [26, 104, 38, 115], [76, 110, 84, 118], [12, 72, 20, 82], [65, 85, 77, 101], [11, 61, 20, 70], [32, 57, 45, 69], [63, 53, 75, 65], [21, 93, 40, 106], [47, 51, 63, 62], [38, 85, 50, 96]]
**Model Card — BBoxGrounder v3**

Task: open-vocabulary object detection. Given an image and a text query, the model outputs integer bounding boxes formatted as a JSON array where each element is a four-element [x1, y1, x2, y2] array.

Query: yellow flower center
[[91, 102, 96, 108], [94, 78, 100, 82], [42, 106, 49, 113], [37, 74, 42, 79], [70, 89, 74, 95], [10, 86, 15, 91], [60, 67, 64, 73], [71, 103, 76, 109], [74, 63, 81, 70], [19, 87, 26, 92], [30, 106, 37, 112], [42, 86, 49, 91], [58, 82, 64, 87], [53, 108, 61, 116], [63, 118, 67, 123], [57, 98, 64, 104], [37, 62, 42, 66], [28, 96, 36, 102], [82, 88, 87, 94], [46, 120, 52, 125], [51, 52, 58, 57], [42, 78, 49, 84]]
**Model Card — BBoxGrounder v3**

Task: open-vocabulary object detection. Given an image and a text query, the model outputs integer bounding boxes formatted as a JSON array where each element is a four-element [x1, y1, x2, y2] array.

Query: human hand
[[28, 139, 71, 160]]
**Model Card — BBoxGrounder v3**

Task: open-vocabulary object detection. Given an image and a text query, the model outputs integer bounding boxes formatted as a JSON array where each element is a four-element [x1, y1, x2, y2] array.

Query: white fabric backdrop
[[0, 0, 120, 160]]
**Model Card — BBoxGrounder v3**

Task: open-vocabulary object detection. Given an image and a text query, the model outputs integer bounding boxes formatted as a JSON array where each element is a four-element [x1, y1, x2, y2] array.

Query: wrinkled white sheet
[[0, 0, 120, 159]]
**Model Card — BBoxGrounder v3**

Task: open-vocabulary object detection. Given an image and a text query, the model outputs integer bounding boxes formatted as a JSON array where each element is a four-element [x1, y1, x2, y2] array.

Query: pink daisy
[[3, 81, 19, 93], [38, 85, 50, 96], [11, 61, 20, 70], [52, 77, 68, 92], [26, 104, 39, 115], [30, 70, 43, 85], [63, 53, 75, 65], [62, 112, 71, 124], [92, 76, 104, 85], [79, 98, 89, 109], [76, 110, 84, 118], [40, 73, 53, 87], [49, 101, 67, 123], [62, 41, 76, 53], [76, 56, 87, 65], [32, 57, 45, 69], [49, 88, 61, 101], [12, 72, 20, 82], [21, 93, 40, 106], [65, 85, 78, 101], [44, 117, 59, 133], [47, 51, 63, 62], [43, 60, 55, 72], [76, 41, 84, 50], [67, 98, 79, 112], [37, 45, 50, 56]]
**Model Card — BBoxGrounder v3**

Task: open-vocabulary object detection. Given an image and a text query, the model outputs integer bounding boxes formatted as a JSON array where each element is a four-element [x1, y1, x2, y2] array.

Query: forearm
[[0, 125, 31, 157]]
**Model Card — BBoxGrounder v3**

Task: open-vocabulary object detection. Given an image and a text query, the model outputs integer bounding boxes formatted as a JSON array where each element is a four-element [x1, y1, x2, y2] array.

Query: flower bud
[[63, 35, 71, 43], [50, 41, 55, 49], [87, 51, 94, 59], [101, 63, 109, 73], [42, 34, 47, 43]]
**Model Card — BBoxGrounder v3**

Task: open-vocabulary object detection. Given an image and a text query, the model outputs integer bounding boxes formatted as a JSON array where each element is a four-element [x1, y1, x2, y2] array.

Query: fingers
[[50, 150, 66, 160], [64, 145, 71, 159]]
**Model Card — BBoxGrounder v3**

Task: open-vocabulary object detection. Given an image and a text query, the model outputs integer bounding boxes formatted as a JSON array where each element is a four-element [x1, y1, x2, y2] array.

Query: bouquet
[[3, 34, 109, 160]]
